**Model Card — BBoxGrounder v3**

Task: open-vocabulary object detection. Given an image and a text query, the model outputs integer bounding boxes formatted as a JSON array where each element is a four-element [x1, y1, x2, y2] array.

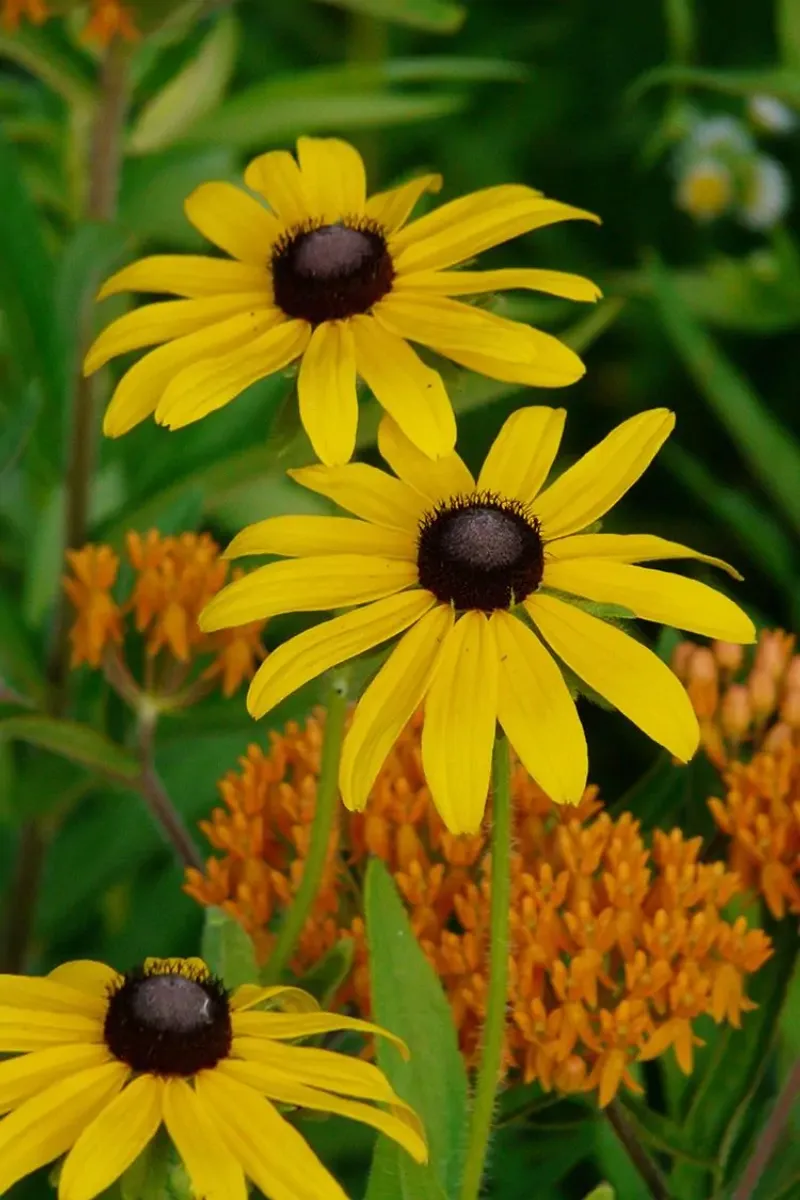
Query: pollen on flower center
[[104, 965, 232, 1076], [417, 494, 544, 612], [271, 221, 394, 325]]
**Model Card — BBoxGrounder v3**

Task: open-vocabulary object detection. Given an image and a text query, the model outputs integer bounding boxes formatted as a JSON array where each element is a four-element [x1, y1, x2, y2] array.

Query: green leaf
[[629, 65, 800, 106], [120, 1130, 174, 1200], [648, 254, 800, 536], [583, 1187, 616, 1200], [297, 938, 354, 1008], [0, 25, 94, 107], [0, 716, 140, 781], [312, 0, 464, 33], [365, 858, 469, 1199], [610, 750, 720, 833], [777, 0, 800, 69], [365, 1138, 448, 1200], [201, 906, 259, 989]]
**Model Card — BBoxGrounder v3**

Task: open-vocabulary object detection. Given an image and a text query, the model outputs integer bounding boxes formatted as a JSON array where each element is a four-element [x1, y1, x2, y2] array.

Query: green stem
[[262, 679, 349, 984], [460, 734, 512, 1200]]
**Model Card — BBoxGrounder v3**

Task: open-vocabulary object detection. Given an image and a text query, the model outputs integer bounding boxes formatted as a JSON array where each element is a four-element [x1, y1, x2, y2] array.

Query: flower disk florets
[[104, 962, 232, 1076], [417, 492, 545, 612], [271, 219, 394, 325]]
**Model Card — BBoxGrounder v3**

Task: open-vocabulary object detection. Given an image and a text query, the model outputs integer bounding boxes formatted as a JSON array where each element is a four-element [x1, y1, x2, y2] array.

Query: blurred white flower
[[739, 156, 792, 229], [748, 94, 797, 135], [687, 114, 755, 156], [675, 157, 734, 222]]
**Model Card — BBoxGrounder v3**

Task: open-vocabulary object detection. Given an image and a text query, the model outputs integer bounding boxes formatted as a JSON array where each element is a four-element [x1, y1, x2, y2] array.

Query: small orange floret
[[82, 0, 139, 43], [1, 0, 48, 28], [63, 545, 123, 667]]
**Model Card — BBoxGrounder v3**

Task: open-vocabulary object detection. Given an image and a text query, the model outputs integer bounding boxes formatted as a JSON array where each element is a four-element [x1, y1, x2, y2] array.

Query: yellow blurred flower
[[0, 955, 425, 1200], [86, 135, 600, 465], [199, 407, 754, 833]]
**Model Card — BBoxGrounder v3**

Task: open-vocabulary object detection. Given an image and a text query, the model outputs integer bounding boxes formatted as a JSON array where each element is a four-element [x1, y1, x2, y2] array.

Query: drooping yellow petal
[[534, 410, 676, 540], [377, 415, 474, 503], [199, 556, 418, 631], [543, 559, 756, 643], [184, 181, 282, 263], [47, 961, 120, 997], [102, 309, 282, 437], [162, 1078, 247, 1200], [244, 149, 310, 226], [340, 602, 453, 813], [491, 611, 587, 805], [297, 136, 367, 220], [546, 532, 743, 579], [246, 591, 434, 720], [225, 515, 416, 561], [155, 319, 309, 430], [441, 332, 586, 388], [230, 985, 319, 1014], [477, 406, 566, 501], [289, 462, 427, 534], [390, 184, 542, 256], [195, 1069, 349, 1200], [376, 292, 543, 361], [0, 1044, 111, 1116], [350, 314, 456, 459], [230, 1009, 409, 1057], [421, 612, 498, 834], [97, 256, 268, 301], [84, 293, 271, 375], [0, 1007, 103, 1052], [0, 1062, 129, 1196], [527, 592, 700, 761], [0, 976, 105, 1019], [365, 172, 443, 233], [59, 1076, 164, 1200], [232, 1037, 397, 1103], [395, 266, 602, 302], [218, 1058, 427, 1166], [298, 321, 359, 466]]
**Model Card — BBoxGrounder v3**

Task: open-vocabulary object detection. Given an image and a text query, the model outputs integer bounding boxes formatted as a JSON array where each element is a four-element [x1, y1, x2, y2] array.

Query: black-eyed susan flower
[[0, 955, 426, 1200], [198, 407, 756, 834], [85, 136, 599, 466]]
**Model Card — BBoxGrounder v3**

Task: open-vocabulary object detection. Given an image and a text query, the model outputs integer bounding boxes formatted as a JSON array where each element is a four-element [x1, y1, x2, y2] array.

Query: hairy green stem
[[460, 734, 512, 1200]]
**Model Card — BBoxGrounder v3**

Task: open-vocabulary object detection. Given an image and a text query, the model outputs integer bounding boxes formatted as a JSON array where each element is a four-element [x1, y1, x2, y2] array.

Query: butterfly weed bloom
[[186, 711, 773, 1108], [0, 955, 425, 1200], [85, 136, 600, 466], [1, 0, 138, 39], [199, 407, 755, 833]]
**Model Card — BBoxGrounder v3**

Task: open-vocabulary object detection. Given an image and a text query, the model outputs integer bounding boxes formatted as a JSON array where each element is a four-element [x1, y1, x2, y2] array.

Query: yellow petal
[[232, 1037, 397, 1102], [195, 1069, 349, 1200], [102, 309, 282, 437], [0, 1044, 110, 1116], [350, 314, 456, 459], [365, 172, 443, 233], [246, 591, 434, 719], [543, 558, 756, 643], [59, 1076, 163, 1200], [219, 1058, 427, 1166], [396, 266, 602, 302], [225, 515, 416, 561], [0, 1007, 103, 1052], [441, 333, 586, 388], [0, 976, 105, 1019], [477, 406, 566, 501], [97, 255, 268, 300], [394, 192, 600, 274], [201, 556, 417, 630], [340, 602, 453, 812], [162, 1078, 247, 1200], [421, 612, 498, 834], [0, 1062, 128, 1195], [527, 592, 700, 761], [47, 961, 120, 997], [184, 181, 281, 263], [391, 183, 542, 255], [297, 136, 367, 220], [231, 1009, 409, 1057], [534, 410, 676, 540], [289, 462, 427, 534], [244, 149, 309, 226], [298, 321, 358, 466], [376, 292, 543, 361], [84, 293, 270, 375], [546, 532, 743, 579], [155, 319, 309, 430], [377, 415, 474, 503], [491, 611, 587, 805], [230, 985, 319, 1014]]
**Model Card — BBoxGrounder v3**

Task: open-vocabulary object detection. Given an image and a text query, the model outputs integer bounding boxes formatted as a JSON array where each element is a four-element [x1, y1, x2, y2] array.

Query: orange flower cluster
[[186, 711, 772, 1108], [1, 0, 137, 40], [64, 531, 265, 700], [674, 631, 800, 920]]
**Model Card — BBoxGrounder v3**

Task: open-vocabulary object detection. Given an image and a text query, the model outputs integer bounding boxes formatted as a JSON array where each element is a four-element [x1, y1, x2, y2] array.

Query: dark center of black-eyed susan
[[417, 493, 545, 612], [104, 965, 232, 1076], [271, 221, 394, 325]]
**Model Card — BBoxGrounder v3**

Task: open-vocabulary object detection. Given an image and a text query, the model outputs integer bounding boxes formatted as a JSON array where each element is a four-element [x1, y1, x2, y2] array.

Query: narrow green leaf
[[297, 938, 354, 1008], [0, 25, 94, 107], [312, 0, 464, 33], [366, 1138, 448, 1200], [629, 65, 800, 106], [777, 0, 800, 68], [0, 716, 140, 780], [201, 907, 259, 989], [583, 1187, 616, 1200], [365, 858, 469, 1199]]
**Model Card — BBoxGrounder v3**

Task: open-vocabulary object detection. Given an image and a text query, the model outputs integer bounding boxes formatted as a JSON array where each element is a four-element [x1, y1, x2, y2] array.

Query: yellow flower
[[199, 407, 756, 833], [0, 956, 426, 1200], [85, 136, 600, 465]]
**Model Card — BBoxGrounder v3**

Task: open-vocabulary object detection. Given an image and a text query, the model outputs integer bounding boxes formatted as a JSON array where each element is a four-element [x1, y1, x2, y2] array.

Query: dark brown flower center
[[417, 495, 544, 612], [104, 966, 232, 1076], [271, 221, 394, 325]]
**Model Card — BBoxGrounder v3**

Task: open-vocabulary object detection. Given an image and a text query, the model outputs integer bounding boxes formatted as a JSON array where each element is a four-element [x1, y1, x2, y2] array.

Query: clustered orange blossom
[[1, 0, 138, 39], [185, 710, 772, 1109], [64, 531, 266, 700], [674, 631, 800, 920]]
